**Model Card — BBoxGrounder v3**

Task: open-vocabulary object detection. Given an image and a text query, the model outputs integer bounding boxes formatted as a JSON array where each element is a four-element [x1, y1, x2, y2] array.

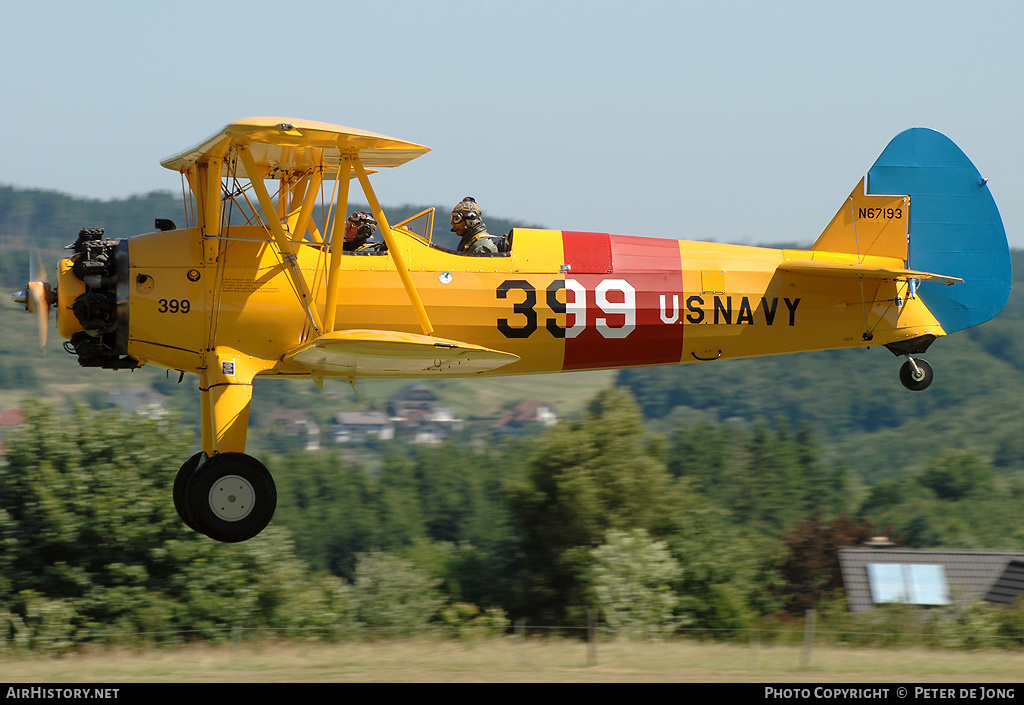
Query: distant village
[[0, 384, 559, 454], [264, 384, 558, 450]]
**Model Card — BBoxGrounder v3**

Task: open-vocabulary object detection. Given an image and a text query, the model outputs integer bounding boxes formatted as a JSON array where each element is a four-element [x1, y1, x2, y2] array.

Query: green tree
[[0, 405, 352, 650], [918, 449, 995, 501], [0, 405, 196, 602], [374, 452, 428, 551], [668, 418, 847, 536], [409, 443, 521, 610], [731, 420, 804, 532], [269, 451, 380, 579], [0, 357, 40, 389], [667, 421, 735, 492], [351, 552, 444, 636], [412, 443, 492, 545], [590, 528, 681, 640], [857, 449, 1024, 549], [664, 486, 779, 633], [506, 388, 679, 626]]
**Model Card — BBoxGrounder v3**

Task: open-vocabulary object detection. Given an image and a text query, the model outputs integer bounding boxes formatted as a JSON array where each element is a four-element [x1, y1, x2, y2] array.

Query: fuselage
[[56, 224, 945, 379]]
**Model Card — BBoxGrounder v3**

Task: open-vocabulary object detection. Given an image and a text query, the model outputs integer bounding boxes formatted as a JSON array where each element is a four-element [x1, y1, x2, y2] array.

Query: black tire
[[173, 451, 206, 533], [185, 453, 276, 543], [899, 358, 933, 392]]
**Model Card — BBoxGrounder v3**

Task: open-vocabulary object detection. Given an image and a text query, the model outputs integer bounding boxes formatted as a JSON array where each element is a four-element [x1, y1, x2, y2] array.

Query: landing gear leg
[[181, 452, 276, 543], [899, 357, 933, 391], [178, 348, 276, 542]]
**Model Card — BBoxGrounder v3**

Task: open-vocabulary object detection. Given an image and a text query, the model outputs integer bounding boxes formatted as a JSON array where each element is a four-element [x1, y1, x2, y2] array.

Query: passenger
[[342, 211, 386, 254], [451, 197, 499, 254]]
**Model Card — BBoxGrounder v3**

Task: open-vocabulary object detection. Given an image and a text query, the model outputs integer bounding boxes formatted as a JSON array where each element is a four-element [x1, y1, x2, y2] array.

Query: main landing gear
[[173, 452, 277, 543], [899, 357, 933, 392]]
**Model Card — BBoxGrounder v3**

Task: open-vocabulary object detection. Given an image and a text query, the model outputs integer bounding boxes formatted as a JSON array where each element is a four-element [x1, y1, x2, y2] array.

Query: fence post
[[587, 609, 598, 667], [516, 619, 525, 665], [801, 609, 816, 669]]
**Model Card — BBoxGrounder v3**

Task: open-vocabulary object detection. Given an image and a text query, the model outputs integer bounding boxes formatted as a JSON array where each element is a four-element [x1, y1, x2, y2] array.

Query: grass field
[[2, 639, 1024, 683]]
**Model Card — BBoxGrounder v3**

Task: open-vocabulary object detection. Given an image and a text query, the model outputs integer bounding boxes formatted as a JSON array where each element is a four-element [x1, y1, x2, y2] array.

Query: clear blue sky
[[3, 1, 1022, 247]]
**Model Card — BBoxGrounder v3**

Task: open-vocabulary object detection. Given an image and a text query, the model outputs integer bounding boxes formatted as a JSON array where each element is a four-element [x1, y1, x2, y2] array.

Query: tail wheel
[[185, 453, 276, 543], [899, 358, 933, 392]]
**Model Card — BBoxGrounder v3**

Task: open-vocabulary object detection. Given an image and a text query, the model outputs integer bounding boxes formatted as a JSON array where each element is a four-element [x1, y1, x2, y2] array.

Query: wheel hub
[[208, 474, 256, 522]]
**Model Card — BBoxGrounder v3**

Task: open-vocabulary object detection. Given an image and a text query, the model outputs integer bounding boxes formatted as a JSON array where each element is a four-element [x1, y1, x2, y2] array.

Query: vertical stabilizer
[[811, 177, 909, 261]]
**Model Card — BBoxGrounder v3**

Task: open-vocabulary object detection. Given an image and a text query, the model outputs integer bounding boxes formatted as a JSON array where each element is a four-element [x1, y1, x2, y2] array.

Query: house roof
[[839, 547, 1024, 612], [986, 560, 1024, 606], [333, 411, 392, 426], [0, 409, 26, 426], [494, 400, 556, 428], [391, 384, 438, 402], [108, 386, 168, 411], [265, 408, 315, 425]]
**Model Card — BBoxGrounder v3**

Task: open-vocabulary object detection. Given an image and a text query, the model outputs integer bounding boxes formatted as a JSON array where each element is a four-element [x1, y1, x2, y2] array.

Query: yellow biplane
[[14, 117, 1011, 542]]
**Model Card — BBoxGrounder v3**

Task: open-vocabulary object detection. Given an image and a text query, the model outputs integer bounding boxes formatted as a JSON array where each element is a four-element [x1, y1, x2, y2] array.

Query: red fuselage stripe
[[561, 232, 684, 370]]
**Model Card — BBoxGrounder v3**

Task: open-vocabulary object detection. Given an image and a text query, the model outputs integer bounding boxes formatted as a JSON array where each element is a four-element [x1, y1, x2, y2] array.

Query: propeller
[[12, 251, 53, 352]]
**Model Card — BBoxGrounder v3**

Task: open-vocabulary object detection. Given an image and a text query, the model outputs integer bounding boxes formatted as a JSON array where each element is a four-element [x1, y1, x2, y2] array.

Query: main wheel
[[899, 358, 933, 391], [185, 453, 276, 543], [173, 451, 206, 532]]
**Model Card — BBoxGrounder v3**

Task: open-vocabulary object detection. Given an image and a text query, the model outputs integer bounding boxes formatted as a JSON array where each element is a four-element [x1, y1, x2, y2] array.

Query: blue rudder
[[867, 128, 1011, 334]]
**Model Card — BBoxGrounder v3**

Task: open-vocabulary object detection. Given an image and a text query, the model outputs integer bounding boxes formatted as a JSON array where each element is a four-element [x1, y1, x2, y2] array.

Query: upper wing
[[283, 329, 520, 378], [160, 117, 430, 177]]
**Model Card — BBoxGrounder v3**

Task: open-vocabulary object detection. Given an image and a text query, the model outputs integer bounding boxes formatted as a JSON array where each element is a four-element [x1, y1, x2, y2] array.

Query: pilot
[[343, 211, 385, 254], [451, 197, 498, 254]]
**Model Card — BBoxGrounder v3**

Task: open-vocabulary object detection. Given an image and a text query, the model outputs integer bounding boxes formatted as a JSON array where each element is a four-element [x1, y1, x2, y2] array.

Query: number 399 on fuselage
[[16, 117, 1011, 544]]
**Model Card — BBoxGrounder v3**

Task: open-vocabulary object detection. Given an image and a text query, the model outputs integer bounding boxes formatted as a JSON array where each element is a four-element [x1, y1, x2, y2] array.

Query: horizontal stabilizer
[[778, 260, 962, 286], [283, 329, 520, 378]]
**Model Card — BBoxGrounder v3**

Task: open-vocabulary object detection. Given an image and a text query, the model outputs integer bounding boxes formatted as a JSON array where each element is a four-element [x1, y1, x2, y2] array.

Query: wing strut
[[290, 170, 325, 243], [238, 147, 324, 336], [353, 157, 434, 336], [322, 153, 352, 332]]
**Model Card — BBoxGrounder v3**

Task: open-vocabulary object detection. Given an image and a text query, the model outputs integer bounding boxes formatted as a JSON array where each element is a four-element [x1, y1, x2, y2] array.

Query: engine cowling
[[59, 229, 138, 369]]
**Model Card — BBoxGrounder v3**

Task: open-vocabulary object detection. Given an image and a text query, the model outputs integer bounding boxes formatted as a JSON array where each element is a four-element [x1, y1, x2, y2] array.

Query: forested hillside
[[617, 251, 1024, 483]]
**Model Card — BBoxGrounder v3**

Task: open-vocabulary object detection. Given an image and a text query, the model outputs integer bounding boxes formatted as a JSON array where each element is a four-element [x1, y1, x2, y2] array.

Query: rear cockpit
[[392, 207, 512, 256]]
